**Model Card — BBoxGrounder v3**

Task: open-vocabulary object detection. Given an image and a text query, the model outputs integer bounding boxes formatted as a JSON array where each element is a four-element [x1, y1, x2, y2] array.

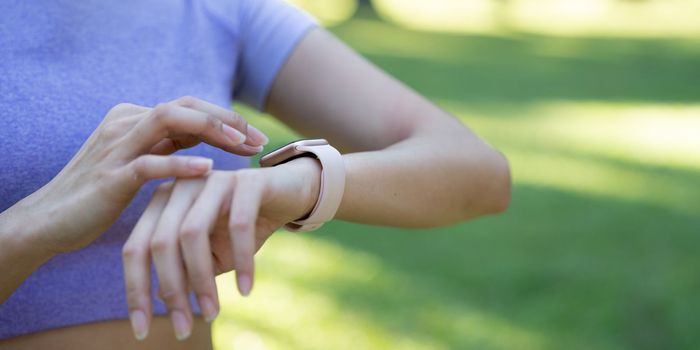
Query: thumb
[[122, 155, 213, 188]]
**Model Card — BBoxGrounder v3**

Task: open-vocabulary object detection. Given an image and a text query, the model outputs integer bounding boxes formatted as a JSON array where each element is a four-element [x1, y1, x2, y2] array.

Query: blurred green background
[[214, 1, 700, 349]]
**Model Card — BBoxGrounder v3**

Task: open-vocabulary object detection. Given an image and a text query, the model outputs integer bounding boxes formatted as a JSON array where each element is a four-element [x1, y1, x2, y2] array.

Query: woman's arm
[[0, 98, 267, 304], [0, 206, 53, 303], [267, 28, 511, 226]]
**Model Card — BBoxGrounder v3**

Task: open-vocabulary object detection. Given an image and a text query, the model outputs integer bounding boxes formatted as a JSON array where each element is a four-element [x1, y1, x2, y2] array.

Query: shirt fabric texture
[[0, 0, 315, 338]]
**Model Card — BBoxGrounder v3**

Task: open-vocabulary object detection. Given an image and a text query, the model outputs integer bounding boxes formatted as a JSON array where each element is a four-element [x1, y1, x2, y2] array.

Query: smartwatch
[[259, 139, 345, 232]]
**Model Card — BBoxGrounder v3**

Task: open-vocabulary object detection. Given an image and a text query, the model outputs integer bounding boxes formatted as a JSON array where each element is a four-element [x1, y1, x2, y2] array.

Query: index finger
[[171, 96, 268, 146], [121, 104, 262, 157]]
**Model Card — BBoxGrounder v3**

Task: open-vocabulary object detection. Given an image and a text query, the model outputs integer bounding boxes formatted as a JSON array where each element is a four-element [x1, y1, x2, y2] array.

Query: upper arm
[[231, 0, 316, 110], [265, 28, 456, 153]]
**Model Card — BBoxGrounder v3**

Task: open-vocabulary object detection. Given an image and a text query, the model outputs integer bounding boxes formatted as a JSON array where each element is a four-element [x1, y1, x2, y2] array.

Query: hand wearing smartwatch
[[121, 139, 344, 338]]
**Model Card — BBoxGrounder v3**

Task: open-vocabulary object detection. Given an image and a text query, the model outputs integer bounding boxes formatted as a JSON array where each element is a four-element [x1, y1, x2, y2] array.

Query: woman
[[0, 0, 510, 348]]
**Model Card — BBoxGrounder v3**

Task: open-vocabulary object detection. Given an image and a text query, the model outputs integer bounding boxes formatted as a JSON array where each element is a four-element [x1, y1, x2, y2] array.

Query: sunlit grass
[[213, 235, 440, 350], [373, 0, 497, 34], [372, 0, 700, 37], [213, 234, 549, 350], [287, 0, 356, 26], [504, 147, 698, 214], [446, 101, 700, 213], [449, 101, 700, 171]]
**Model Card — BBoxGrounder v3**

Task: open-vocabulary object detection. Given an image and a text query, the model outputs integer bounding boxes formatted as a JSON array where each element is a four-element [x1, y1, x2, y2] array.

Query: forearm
[[266, 28, 510, 227], [0, 201, 54, 303], [335, 117, 510, 228]]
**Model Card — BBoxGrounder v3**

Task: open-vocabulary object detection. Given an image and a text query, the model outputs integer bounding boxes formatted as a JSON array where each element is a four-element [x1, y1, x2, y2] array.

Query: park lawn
[[213, 13, 700, 350]]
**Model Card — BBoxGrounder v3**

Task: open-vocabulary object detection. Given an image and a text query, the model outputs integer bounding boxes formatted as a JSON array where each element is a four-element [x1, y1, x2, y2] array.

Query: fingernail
[[130, 310, 149, 341], [200, 296, 218, 323], [222, 124, 246, 145], [247, 125, 269, 146], [252, 145, 264, 153], [171, 310, 191, 341], [237, 273, 252, 296], [187, 158, 213, 172]]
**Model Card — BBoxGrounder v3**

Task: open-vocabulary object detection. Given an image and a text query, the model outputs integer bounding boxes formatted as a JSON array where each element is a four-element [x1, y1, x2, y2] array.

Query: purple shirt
[[0, 0, 315, 338]]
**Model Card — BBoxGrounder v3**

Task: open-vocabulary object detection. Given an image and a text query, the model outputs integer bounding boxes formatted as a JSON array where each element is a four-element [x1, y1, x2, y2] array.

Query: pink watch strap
[[259, 139, 345, 232], [285, 143, 345, 232]]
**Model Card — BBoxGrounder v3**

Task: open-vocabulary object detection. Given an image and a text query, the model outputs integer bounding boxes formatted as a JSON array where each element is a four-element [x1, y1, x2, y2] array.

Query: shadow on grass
[[309, 183, 700, 350], [332, 17, 700, 104]]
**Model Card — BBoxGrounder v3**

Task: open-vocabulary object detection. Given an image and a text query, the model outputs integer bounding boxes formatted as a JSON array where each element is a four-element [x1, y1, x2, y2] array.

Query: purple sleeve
[[232, 0, 317, 110]]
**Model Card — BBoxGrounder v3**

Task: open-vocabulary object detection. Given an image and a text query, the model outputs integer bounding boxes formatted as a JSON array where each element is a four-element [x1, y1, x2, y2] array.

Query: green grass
[[213, 13, 700, 350]]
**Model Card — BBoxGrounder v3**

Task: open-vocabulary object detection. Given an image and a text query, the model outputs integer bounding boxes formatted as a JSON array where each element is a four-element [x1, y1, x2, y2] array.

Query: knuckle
[[158, 288, 183, 305], [98, 121, 122, 140], [178, 225, 201, 241], [125, 287, 148, 306], [176, 95, 197, 107], [131, 156, 149, 176], [108, 102, 137, 116], [189, 274, 213, 291], [228, 219, 251, 235], [205, 114, 221, 130], [229, 110, 245, 127], [151, 103, 171, 122], [121, 243, 143, 260], [149, 237, 171, 254]]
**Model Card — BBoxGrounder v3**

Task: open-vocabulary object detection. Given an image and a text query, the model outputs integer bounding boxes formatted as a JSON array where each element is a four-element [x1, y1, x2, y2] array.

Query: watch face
[[259, 139, 328, 167]]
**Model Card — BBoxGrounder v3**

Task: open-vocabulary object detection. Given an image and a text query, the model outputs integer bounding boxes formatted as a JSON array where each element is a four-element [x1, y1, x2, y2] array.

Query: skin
[[0, 97, 268, 348], [0, 27, 510, 349]]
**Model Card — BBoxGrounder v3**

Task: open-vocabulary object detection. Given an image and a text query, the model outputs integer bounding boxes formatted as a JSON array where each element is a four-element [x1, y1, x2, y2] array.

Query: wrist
[[0, 199, 55, 303], [0, 202, 55, 264], [260, 139, 345, 231], [279, 156, 322, 221]]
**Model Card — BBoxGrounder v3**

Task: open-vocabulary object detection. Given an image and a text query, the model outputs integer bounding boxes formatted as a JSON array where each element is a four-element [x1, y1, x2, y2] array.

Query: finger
[[179, 173, 231, 323], [149, 137, 263, 157], [100, 113, 145, 133], [121, 155, 212, 191], [123, 104, 248, 156], [210, 218, 235, 275], [156, 283, 195, 304], [122, 182, 173, 341], [149, 136, 201, 155], [150, 179, 204, 341], [105, 103, 151, 121], [170, 96, 269, 146], [219, 143, 266, 157], [228, 173, 264, 296], [88, 113, 147, 147]]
